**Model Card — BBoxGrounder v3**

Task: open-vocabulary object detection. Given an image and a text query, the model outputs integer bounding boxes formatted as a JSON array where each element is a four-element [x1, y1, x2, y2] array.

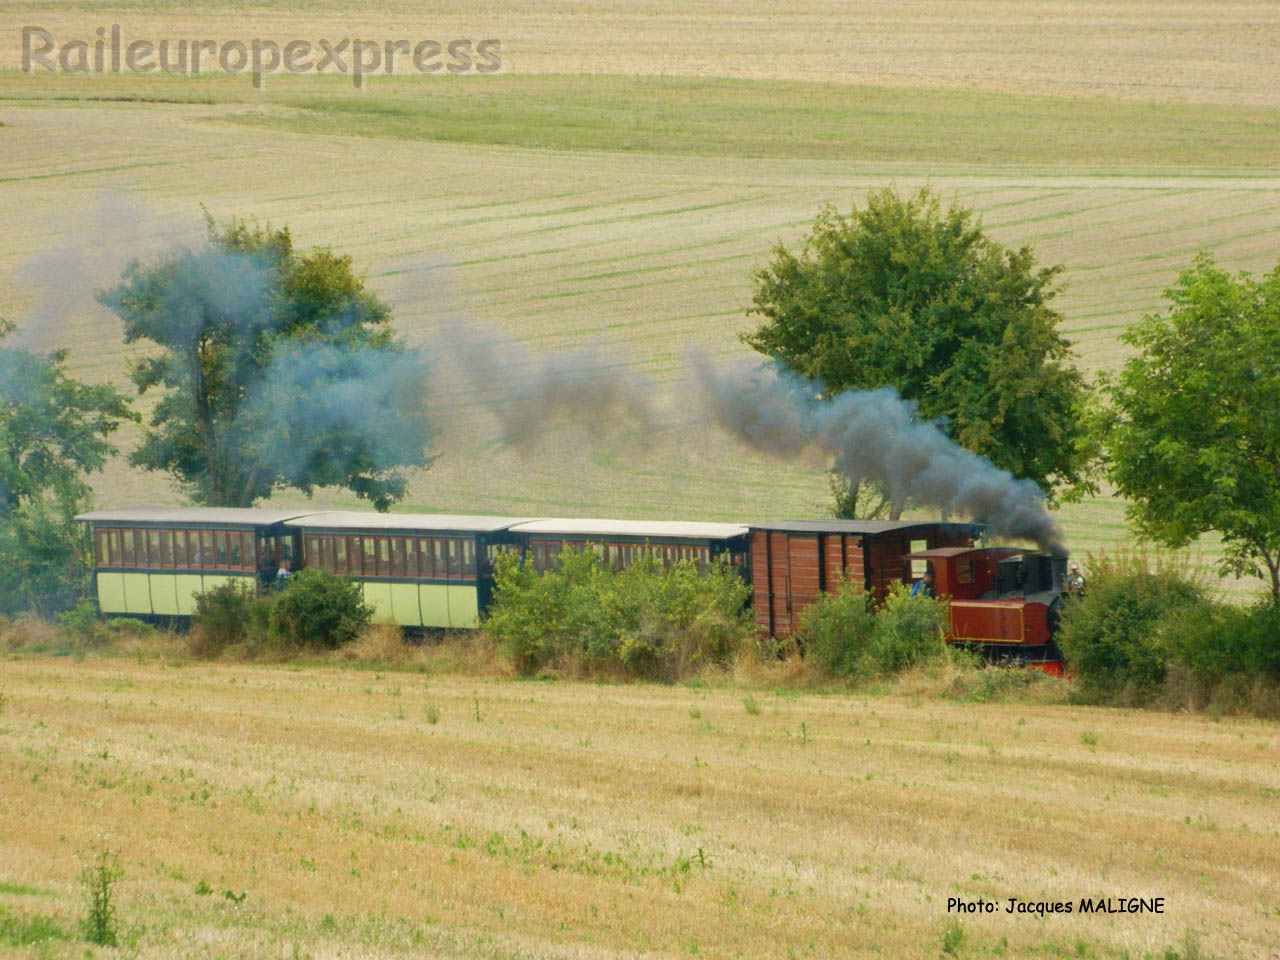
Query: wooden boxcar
[[746, 520, 983, 638]]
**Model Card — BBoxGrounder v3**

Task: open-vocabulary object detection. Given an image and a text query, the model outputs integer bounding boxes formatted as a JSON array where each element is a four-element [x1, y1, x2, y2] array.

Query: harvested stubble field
[[0, 655, 1277, 959]]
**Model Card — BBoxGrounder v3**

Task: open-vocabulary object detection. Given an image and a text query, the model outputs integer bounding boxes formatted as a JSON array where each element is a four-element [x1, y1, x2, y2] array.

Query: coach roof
[[284, 512, 532, 533], [508, 519, 750, 540], [76, 507, 318, 526]]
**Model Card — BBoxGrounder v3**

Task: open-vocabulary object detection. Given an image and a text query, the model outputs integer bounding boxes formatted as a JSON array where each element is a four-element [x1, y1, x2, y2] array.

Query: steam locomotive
[[77, 507, 1068, 669]]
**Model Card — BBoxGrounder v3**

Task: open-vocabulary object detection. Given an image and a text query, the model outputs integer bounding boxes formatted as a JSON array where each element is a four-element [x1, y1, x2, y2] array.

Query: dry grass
[[0, 656, 1276, 958]]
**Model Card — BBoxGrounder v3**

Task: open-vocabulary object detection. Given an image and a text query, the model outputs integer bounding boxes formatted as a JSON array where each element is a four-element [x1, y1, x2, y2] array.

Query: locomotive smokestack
[[691, 354, 1066, 554]]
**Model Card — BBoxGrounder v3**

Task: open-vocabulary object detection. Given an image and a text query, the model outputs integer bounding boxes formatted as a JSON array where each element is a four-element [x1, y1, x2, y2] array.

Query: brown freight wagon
[[747, 521, 983, 638]]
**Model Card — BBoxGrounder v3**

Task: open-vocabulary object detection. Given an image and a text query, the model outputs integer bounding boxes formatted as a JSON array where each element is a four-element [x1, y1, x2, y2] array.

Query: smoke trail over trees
[[431, 318, 656, 447], [691, 354, 1065, 551], [9, 194, 204, 350]]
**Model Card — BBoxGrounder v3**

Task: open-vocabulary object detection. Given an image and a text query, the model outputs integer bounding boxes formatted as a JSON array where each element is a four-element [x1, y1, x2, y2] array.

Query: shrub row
[[188, 568, 371, 657], [1057, 552, 1280, 710], [483, 547, 758, 680]]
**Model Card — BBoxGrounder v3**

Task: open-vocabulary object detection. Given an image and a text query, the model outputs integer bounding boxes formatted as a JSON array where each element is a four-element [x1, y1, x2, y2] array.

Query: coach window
[[197, 531, 212, 570], [120, 529, 137, 567], [463, 539, 476, 577], [175, 531, 190, 568], [228, 533, 243, 568], [389, 538, 405, 577], [443, 539, 459, 578], [909, 540, 928, 579], [358, 537, 372, 576]]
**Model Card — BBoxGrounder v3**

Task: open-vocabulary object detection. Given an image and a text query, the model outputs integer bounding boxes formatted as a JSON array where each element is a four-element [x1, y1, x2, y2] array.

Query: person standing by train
[[1064, 562, 1086, 597]]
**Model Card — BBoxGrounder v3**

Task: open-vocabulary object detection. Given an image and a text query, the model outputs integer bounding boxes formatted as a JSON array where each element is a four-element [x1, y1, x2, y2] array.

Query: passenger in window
[[276, 558, 293, 588], [911, 567, 935, 599]]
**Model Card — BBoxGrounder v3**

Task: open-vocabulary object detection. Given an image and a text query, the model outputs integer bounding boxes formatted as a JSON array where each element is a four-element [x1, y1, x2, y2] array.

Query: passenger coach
[[77, 507, 315, 617], [285, 512, 530, 629]]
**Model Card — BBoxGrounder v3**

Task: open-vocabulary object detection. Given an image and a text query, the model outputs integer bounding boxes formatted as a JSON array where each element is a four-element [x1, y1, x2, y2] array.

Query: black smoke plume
[[691, 354, 1065, 552]]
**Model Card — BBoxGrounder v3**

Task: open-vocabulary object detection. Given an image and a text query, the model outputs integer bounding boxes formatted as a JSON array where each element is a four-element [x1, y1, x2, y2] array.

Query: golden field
[[0, 653, 1277, 959]]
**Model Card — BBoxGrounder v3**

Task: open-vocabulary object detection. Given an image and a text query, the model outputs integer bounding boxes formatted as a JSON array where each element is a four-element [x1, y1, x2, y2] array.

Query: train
[[77, 507, 1069, 670]]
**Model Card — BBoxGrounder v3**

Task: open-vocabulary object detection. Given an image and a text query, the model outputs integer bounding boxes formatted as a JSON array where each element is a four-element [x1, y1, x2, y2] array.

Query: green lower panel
[[363, 582, 394, 624], [419, 584, 450, 628], [447, 585, 479, 629], [149, 575, 179, 616], [123, 573, 152, 615], [175, 575, 204, 616], [200, 575, 234, 595], [390, 583, 422, 626], [96, 572, 127, 614]]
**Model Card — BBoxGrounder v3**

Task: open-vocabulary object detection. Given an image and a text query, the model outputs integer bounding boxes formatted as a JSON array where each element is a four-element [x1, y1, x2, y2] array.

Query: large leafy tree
[[743, 187, 1087, 517], [1099, 254, 1280, 599], [0, 319, 134, 614], [97, 216, 432, 509]]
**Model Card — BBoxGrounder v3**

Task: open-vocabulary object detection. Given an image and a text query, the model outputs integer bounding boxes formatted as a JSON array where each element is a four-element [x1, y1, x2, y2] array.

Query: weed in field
[[941, 919, 965, 955], [78, 847, 122, 947], [0, 907, 71, 947], [425, 704, 440, 725], [688, 707, 702, 719], [1082, 731, 1099, 747], [742, 695, 760, 715]]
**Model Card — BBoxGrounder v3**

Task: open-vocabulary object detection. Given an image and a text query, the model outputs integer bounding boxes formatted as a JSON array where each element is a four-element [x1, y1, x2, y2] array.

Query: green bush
[[58, 600, 109, 646], [269, 568, 371, 651], [190, 580, 262, 658], [1159, 598, 1280, 684], [867, 583, 950, 674], [1056, 551, 1208, 701], [797, 579, 875, 679], [484, 546, 756, 680], [798, 581, 946, 680]]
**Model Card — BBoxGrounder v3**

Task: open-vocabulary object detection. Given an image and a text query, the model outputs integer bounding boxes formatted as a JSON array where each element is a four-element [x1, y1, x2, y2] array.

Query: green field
[[1, 7, 1278, 593]]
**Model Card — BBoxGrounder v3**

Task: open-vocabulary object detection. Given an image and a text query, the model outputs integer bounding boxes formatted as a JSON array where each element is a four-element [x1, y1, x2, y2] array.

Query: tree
[[0, 319, 133, 518], [97, 216, 432, 509], [0, 319, 134, 614], [1099, 253, 1280, 599], [743, 187, 1087, 517]]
